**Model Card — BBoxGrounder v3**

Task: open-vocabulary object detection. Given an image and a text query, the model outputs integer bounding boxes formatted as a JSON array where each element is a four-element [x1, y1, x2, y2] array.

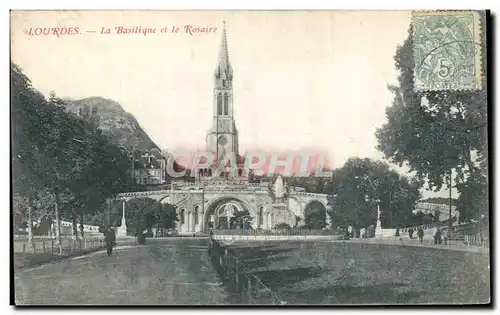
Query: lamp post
[[375, 198, 382, 238], [202, 184, 205, 233], [107, 199, 111, 227], [448, 169, 453, 231]]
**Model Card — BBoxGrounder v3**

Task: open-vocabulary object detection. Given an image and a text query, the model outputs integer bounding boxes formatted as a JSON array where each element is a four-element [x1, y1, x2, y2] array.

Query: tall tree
[[456, 168, 488, 222], [375, 25, 488, 221], [11, 63, 140, 251], [119, 197, 164, 236], [155, 203, 178, 231], [327, 157, 422, 229], [304, 203, 327, 229], [11, 62, 55, 247]]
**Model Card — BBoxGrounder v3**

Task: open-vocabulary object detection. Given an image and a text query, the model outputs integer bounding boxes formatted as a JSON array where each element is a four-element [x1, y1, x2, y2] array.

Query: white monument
[[116, 201, 127, 237], [274, 175, 285, 200], [375, 203, 383, 238]]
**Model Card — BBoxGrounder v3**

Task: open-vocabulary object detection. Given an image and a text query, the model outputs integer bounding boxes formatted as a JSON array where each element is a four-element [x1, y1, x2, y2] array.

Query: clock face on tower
[[217, 135, 228, 159], [218, 135, 228, 147]]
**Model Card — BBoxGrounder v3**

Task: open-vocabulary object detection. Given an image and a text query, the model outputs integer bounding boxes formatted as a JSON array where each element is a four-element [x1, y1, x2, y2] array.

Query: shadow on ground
[[280, 282, 414, 304], [209, 241, 490, 305]]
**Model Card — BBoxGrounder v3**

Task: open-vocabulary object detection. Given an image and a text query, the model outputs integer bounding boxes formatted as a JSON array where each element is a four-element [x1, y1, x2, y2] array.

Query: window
[[194, 206, 199, 225], [259, 207, 264, 227], [217, 93, 222, 115], [223, 94, 229, 115], [180, 209, 185, 225]]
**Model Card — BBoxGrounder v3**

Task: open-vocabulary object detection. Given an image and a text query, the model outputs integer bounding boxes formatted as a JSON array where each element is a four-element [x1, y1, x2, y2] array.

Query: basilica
[[116, 23, 332, 235]]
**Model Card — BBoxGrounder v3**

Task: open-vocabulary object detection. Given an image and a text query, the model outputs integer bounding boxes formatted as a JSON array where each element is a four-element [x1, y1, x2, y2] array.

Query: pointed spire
[[215, 21, 232, 79], [219, 21, 229, 67]]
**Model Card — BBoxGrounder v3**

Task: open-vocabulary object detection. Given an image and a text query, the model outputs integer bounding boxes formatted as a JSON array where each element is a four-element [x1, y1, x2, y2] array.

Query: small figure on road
[[105, 227, 116, 256], [137, 229, 147, 245], [408, 228, 414, 240], [442, 227, 449, 245], [417, 227, 424, 244], [395, 227, 400, 238], [433, 226, 441, 245]]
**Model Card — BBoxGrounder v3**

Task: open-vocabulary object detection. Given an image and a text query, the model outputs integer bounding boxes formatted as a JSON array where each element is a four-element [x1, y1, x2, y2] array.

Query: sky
[[10, 10, 457, 198]]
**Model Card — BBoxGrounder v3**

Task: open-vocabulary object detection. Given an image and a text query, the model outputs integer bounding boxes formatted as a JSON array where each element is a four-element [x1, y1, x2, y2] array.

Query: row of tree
[[280, 26, 488, 229], [280, 157, 423, 230], [11, 62, 143, 252], [106, 198, 178, 236], [376, 25, 488, 223]]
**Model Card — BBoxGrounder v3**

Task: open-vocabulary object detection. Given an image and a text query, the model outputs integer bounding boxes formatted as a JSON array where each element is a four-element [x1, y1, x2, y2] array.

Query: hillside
[[64, 97, 159, 151]]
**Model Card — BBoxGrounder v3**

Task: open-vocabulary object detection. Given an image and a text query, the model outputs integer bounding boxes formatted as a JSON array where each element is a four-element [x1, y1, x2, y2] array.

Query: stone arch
[[304, 200, 327, 229], [304, 198, 328, 211], [158, 195, 171, 204], [204, 195, 253, 230]]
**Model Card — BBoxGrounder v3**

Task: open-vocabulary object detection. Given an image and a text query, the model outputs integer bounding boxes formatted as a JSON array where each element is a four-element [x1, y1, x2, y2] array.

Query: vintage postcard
[[11, 10, 490, 305]]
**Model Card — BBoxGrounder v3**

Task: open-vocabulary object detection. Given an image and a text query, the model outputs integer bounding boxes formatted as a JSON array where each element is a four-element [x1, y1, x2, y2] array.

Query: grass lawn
[[13, 246, 106, 272], [224, 240, 490, 305]]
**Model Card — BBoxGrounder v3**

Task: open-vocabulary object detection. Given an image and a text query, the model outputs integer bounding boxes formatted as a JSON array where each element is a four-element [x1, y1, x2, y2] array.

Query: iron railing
[[211, 228, 340, 236], [209, 238, 286, 305], [13, 236, 105, 255]]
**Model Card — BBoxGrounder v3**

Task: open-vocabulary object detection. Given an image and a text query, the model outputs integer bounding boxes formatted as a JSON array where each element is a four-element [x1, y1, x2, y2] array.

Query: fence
[[463, 234, 489, 247], [14, 236, 105, 255], [211, 228, 338, 237], [399, 223, 489, 248], [400, 224, 435, 233], [208, 238, 286, 305]]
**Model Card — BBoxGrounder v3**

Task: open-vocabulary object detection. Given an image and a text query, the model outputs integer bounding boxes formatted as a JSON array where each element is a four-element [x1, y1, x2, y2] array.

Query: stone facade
[[116, 181, 331, 234], [114, 24, 333, 234]]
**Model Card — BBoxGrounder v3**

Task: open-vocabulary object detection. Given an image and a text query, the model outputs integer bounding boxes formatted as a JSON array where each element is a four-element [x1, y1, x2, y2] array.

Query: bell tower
[[206, 21, 239, 164]]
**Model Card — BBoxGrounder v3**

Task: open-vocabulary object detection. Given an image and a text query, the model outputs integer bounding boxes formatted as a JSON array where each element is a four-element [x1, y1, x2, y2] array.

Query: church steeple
[[215, 21, 233, 86], [207, 21, 239, 162]]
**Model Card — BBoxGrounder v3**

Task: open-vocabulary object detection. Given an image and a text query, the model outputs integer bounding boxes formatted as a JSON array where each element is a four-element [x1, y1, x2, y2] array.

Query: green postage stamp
[[412, 11, 483, 91]]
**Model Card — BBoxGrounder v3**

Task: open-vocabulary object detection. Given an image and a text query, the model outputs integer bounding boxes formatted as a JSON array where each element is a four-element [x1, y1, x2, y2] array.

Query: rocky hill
[[64, 97, 159, 151]]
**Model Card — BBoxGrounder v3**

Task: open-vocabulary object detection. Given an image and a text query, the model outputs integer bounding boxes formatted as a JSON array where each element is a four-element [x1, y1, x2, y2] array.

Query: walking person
[[408, 228, 414, 240], [137, 230, 146, 245], [417, 227, 424, 244], [433, 226, 441, 245], [442, 227, 449, 245], [105, 227, 116, 256]]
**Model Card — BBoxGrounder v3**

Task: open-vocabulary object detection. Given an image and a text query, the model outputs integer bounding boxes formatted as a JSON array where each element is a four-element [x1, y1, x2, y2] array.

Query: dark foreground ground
[[14, 238, 228, 305], [224, 240, 490, 305], [14, 238, 490, 305]]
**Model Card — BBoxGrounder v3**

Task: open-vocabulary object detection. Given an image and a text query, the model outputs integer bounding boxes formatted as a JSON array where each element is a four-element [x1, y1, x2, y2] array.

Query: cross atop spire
[[215, 21, 232, 80]]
